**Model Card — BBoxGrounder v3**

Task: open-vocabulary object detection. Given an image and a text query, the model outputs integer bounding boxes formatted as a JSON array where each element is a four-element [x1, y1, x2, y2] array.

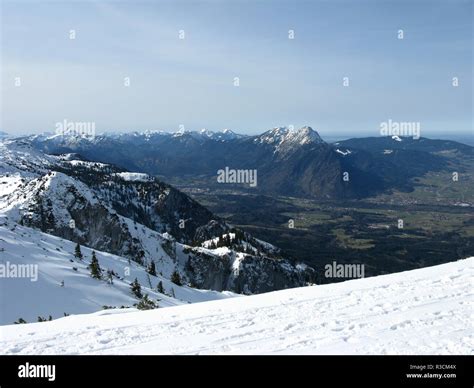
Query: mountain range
[[27, 126, 473, 199]]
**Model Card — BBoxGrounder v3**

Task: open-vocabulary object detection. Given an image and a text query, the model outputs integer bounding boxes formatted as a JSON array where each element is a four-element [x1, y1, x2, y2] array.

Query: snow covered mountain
[[255, 126, 324, 150], [0, 138, 314, 313], [1, 258, 471, 354]]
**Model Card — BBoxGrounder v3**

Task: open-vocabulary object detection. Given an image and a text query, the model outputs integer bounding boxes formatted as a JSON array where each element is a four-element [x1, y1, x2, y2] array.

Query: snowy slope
[[1, 258, 472, 355], [0, 139, 58, 177], [0, 217, 237, 325]]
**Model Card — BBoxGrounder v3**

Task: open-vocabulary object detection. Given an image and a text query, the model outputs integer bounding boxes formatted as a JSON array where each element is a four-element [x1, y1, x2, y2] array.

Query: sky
[[1, 0, 472, 138]]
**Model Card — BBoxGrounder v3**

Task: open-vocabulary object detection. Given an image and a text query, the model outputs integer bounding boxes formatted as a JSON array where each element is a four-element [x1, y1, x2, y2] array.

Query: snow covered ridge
[[23, 126, 325, 147], [1, 258, 472, 355], [0, 140, 58, 176], [23, 128, 248, 145]]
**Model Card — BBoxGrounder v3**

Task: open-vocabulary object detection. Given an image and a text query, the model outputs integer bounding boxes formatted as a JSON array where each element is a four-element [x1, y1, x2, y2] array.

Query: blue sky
[[1, 0, 472, 137]]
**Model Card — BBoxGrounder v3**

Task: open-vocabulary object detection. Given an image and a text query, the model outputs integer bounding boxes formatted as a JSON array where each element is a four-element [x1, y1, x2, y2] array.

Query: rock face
[[0, 139, 315, 294], [185, 249, 313, 294]]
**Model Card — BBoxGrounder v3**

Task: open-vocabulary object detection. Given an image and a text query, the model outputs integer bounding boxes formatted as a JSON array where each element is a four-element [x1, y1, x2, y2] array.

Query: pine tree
[[157, 280, 164, 294], [89, 251, 102, 279], [147, 261, 156, 276], [136, 294, 158, 310], [130, 278, 142, 298], [74, 243, 83, 260], [171, 270, 182, 286]]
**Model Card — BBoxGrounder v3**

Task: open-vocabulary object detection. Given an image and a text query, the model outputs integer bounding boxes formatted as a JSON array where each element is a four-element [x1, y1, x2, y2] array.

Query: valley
[[172, 180, 473, 284]]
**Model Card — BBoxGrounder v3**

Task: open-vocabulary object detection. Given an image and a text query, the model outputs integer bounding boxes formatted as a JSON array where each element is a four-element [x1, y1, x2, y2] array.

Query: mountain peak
[[257, 127, 290, 145], [287, 126, 323, 145], [200, 128, 214, 136], [257, 126, 324, 151], [203, 128, 243, 141]]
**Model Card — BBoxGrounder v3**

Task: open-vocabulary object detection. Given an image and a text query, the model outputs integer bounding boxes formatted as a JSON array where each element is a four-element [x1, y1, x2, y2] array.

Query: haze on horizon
[[1, 0, 472, 138]]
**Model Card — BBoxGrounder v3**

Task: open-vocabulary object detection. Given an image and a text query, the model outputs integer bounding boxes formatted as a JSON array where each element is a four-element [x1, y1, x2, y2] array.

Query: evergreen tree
[[89, 251, 102, 279], [130, 278, 142, 298], [147, 261, 157, 276], [157, 280, 164, 294], [171, 270, 182, 286], [74, 243, 83, 260], [136, 294, 158, 310]]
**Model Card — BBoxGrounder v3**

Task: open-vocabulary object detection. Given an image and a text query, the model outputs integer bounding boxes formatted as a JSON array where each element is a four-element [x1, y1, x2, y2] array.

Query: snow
[[255, 126, 325, 159], [286, 126, 323, 145], [0, 174, 23, 198], [198, 128, 242, 141], [258, 126, 324, 149], [0, 139, 57, 177], [0, 217, 237, 326], [0, 171, 100, 225], [66, 160, 108, 168], [257, 127, 289, 145], [1, 258, 471, 355], [113, 172, 150, 182], [336, 148, 352, 156]]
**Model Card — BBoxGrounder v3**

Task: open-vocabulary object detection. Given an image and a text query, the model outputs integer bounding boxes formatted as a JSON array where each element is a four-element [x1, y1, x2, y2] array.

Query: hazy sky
[[1, 0, 472, 137]]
